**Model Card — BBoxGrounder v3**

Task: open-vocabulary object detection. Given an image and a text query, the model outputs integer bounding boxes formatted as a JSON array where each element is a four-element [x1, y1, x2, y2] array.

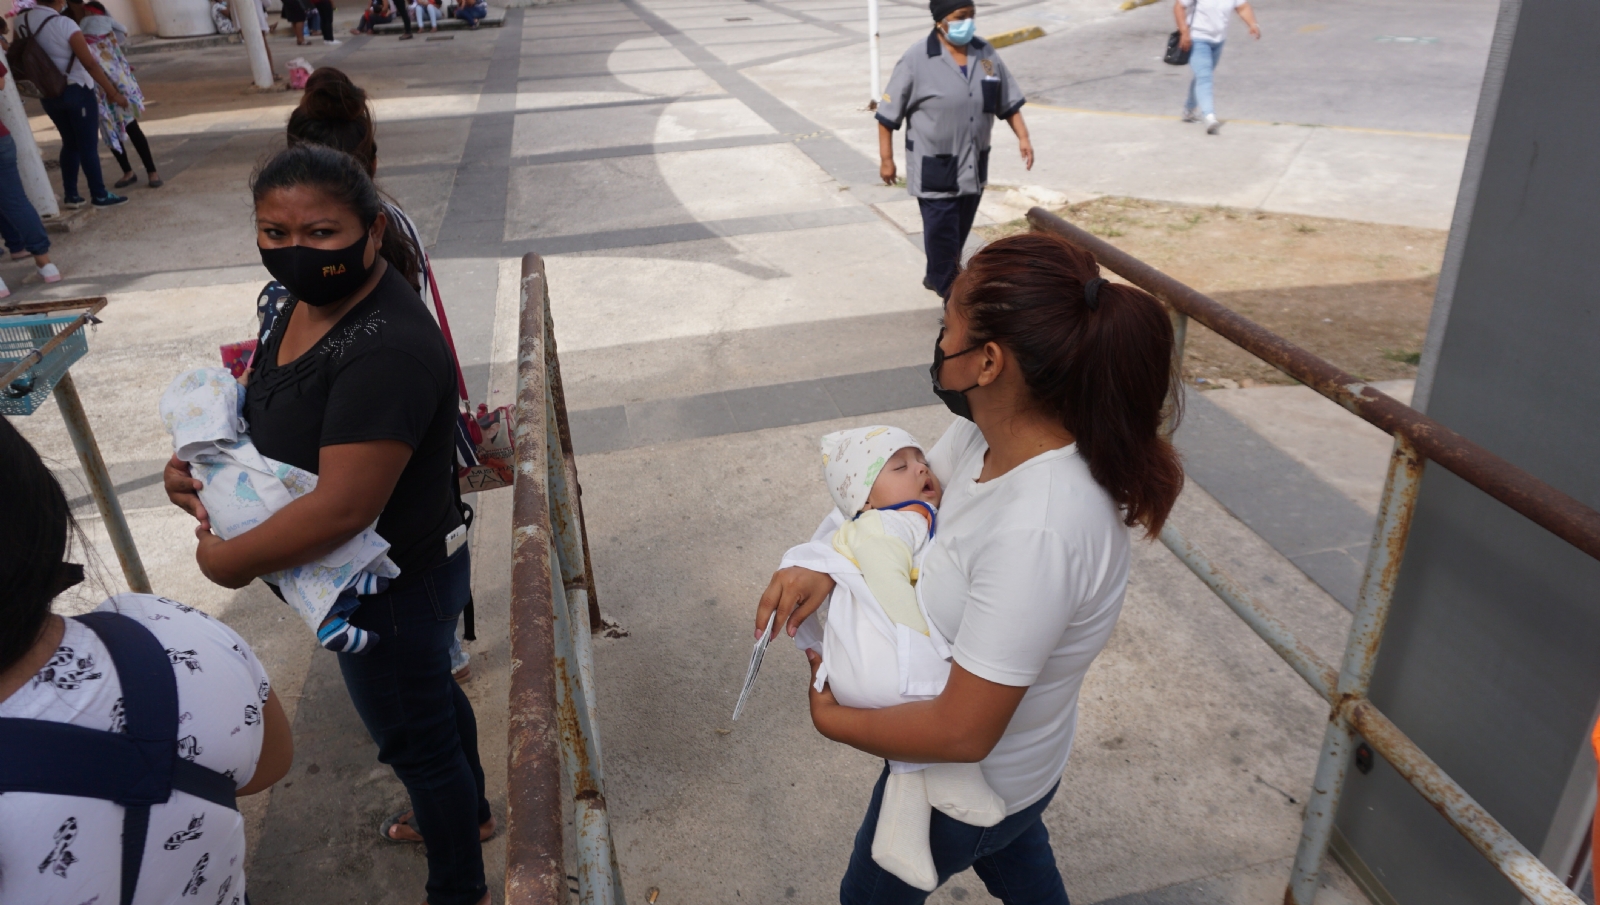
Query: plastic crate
[[0, 314, 89, 416]]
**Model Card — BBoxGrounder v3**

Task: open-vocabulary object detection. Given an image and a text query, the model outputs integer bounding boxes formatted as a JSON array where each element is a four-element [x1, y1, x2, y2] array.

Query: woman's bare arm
[[194, 439, 412, 589], [807, 654, 1028, 763], [754, 565, 836, 639]]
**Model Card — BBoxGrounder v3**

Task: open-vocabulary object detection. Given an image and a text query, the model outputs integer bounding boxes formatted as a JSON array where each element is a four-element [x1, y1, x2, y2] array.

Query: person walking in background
[[876, 0, 1032, 301], [15, 0, 130, 208], [0, 60, 59, 295], [79, 1, 161, 190], [1174, 0, 1259, 135]]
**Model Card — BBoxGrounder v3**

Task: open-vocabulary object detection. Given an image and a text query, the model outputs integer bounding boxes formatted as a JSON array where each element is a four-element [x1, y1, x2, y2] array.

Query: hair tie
[[1083, 278, 1108, 311]]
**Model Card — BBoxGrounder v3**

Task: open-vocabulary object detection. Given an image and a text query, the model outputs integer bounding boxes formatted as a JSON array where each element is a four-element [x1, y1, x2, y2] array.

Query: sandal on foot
[[381, 810, 497, 844], [114, 173, 138, 188]]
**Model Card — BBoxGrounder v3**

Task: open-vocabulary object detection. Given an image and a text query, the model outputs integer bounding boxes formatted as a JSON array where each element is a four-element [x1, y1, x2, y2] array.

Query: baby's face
[[865, 446, 942, 511]]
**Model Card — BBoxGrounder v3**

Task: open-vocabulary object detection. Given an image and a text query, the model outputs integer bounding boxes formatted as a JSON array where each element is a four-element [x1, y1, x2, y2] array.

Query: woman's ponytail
[[952, 231, 1185, 536]]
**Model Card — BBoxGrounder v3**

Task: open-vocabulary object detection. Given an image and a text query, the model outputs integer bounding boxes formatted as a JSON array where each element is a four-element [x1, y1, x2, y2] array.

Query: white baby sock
[[871, 771, 938, 891], [924, 762, 1007, 828]]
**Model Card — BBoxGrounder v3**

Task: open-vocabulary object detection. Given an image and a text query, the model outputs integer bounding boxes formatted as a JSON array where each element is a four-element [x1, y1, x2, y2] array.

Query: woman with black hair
[[0, 416, 293, 904], [757, 231, 1184, 904], [163, 144, 491, 905]]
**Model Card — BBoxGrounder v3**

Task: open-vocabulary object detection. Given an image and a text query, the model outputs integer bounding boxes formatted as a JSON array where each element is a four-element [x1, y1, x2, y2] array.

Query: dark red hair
[[951, 231, 1185, 536]]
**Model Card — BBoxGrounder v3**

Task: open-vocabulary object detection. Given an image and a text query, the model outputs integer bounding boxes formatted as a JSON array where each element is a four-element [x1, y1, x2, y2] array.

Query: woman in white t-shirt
[[0, 417, 294, 904], [756, 231, 1184, 904], [16, 0, 132, 207]]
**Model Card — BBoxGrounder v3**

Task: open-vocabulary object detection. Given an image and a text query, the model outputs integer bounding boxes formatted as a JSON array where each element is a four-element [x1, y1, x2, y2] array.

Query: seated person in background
[[411, 0, 440, 31], [454, 0, 485, 27], [352, 0, 393, 33], [0, 415, 294, 905], [780, 425, 1007, 892]]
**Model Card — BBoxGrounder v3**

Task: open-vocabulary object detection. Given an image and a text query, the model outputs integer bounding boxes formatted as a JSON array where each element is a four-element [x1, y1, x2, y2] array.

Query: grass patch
[[1382, 349, 1422, 366]]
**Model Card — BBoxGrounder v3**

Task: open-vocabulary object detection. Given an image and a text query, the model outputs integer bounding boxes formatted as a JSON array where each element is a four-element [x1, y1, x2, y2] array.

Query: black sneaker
[[62, 196, 87, 210], [92, 193, 129, 207], [399, 31, 414, 38]]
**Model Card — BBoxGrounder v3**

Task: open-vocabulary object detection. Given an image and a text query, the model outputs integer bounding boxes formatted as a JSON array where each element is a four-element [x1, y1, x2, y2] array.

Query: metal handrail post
[[53, 371, 151, 594], [543, 298, 605, 632], [1287, 436, 1425, 903]]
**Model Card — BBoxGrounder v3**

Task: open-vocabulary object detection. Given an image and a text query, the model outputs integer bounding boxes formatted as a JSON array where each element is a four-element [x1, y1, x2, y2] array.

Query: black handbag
[[1163, 31, 1190, 65], [1164, 0, 1196, 65]]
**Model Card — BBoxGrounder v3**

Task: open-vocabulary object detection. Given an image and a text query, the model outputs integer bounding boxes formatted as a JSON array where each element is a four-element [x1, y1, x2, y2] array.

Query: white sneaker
[[1205, 114, 1222, 135], [323, 37, 342, 45], [1181, 109, 1200, 123], [38, 263, 61, 283], [0, 276, 10, 299]]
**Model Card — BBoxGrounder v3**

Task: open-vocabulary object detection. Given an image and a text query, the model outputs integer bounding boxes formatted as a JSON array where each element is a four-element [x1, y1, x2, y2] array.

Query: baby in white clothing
[[800, 426, 1007, 891], [160, 368, 399, 654]]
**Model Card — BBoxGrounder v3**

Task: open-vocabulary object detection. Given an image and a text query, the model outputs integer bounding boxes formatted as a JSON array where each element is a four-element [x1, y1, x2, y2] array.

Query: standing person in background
[[1174, 0, 1260, 135], [15, 0, 130, 208], [309, 0, 339, 44], [281, 0, 308, 43], [0, 59, 59, 295], [876, 0, 1032, 301], [79, 1, 161, 190]]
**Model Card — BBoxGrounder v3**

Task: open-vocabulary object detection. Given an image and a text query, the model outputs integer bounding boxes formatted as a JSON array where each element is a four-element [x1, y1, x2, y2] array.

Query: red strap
[[426, 262, 470, 404]]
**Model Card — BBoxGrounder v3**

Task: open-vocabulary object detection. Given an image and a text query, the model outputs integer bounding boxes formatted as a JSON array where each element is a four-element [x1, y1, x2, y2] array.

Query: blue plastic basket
[[0, 314, 89, 416]]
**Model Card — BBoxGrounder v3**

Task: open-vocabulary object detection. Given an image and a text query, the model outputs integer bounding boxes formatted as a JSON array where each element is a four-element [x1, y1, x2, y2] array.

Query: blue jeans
[[39, 84, 108, 201], [339, 545, 490, 905], [456, 3, 485, 21], [919, 192, 983, 300], [840, 766, 1071, 905], [1184, 40, 1224, 118], [0, 134, 48, 256]]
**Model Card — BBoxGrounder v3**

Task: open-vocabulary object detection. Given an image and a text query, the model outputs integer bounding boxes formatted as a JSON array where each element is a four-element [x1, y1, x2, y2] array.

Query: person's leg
[[338, 546, 488, 905], [318, 0, 336, 40], [38, 96, 82, 201], [840, 766, 942, 905], [124, 121, 160, 182], [918, 196, 963, 299], [395, 0, 413, 36], [60, 86, 109, 200], [110, 142, 133, 178], [0, 136, 51, 259], [954, 190, 982, 262], [1189, 40, 1218, 118], [968, 822, 1070, 905]]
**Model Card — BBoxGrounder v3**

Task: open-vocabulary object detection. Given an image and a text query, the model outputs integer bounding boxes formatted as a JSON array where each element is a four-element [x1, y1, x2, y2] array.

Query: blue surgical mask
[[945, 17, 975, 45]]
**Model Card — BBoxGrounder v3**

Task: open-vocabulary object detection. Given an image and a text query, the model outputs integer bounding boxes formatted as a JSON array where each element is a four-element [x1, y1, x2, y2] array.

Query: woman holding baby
[[755, 230, 1184, 905]]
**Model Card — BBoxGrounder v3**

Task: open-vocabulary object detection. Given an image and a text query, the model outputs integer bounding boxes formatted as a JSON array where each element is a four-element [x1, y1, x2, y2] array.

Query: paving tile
[[821, 365, 934, 418], [724, 379, 840, 432], [567, 404, 631, 455], [625, 392, 737, 445]]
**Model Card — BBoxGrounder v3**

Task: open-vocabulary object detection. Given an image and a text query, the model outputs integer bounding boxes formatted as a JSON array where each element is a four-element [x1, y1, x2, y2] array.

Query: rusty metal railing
[[1027, 208, 1592, 905], [507, 253, 625, 905]]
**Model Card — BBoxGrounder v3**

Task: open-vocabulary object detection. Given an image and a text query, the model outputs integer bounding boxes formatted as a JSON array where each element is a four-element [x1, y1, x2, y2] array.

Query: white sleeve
[[876, 508, 930, 551], [948, 529, 1092, 687]]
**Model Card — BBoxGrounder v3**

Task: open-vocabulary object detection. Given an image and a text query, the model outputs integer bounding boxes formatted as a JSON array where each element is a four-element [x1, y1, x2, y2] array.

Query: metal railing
[[506, 253, 626, 905], [1027, 208, 1594, 905]]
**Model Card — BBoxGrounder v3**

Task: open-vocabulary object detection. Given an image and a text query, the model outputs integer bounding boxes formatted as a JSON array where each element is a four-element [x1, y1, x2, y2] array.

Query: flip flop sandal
[[381, 810, 423, 844]]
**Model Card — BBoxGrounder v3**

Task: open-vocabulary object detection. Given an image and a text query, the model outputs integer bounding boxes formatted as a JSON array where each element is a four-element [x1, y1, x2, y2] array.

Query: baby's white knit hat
[[820, 425, 924, 518]]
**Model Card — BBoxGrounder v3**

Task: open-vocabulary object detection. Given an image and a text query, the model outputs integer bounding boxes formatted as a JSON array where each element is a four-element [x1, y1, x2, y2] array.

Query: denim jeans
[[0, 134, 49, 256], [39, 84, 107, 201], [1184, 40, 1224, 118], [840, 765, 1071, 905], [339, 545, 490, 905]]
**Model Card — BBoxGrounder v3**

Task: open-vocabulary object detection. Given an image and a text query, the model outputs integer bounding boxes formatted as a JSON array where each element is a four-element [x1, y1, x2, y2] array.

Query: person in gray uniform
[[876, 0, 1033, 300]]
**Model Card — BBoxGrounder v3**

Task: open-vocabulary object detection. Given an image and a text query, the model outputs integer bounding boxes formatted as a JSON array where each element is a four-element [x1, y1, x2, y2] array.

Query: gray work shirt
[[876, 30, 1026, 199]]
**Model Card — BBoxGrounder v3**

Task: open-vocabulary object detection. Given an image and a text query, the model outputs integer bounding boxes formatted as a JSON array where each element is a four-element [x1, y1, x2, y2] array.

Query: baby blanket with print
[[160, 368, 400, 631]]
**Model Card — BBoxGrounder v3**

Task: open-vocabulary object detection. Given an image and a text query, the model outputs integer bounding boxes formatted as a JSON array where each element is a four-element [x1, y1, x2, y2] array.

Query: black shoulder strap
[[0, 610, 238, 905]]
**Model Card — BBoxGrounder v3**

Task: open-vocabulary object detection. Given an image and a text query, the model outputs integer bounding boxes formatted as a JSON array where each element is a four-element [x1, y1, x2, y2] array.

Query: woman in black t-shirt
[[163, 145, 491, 905]]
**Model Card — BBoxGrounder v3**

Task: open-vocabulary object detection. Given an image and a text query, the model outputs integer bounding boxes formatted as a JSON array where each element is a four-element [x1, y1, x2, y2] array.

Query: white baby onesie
[[160, 368, 400, 634], [785, 508, 1007, 891]]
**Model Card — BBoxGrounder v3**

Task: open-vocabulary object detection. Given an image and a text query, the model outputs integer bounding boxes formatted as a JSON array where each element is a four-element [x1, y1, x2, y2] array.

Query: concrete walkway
[[5, 0, 1495, 901]]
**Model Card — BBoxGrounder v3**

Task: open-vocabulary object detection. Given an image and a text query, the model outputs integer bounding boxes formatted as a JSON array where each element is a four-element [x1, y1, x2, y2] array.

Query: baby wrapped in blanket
[[785, 426, 1006, 891], [160, 368, 399, 653]]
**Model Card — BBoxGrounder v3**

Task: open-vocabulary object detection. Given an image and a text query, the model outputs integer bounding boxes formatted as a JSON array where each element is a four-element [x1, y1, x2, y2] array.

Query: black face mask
[[930, 328, 982, 421], [258, 232, 374, 307]]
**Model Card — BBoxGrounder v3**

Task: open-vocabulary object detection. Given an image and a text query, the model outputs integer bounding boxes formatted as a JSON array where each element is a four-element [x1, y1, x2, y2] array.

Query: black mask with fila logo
[[258, 232, 375, 307]]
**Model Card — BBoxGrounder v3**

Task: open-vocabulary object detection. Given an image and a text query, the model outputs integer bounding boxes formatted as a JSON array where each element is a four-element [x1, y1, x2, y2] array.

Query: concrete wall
[[1335, 0, 1600, 901]]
